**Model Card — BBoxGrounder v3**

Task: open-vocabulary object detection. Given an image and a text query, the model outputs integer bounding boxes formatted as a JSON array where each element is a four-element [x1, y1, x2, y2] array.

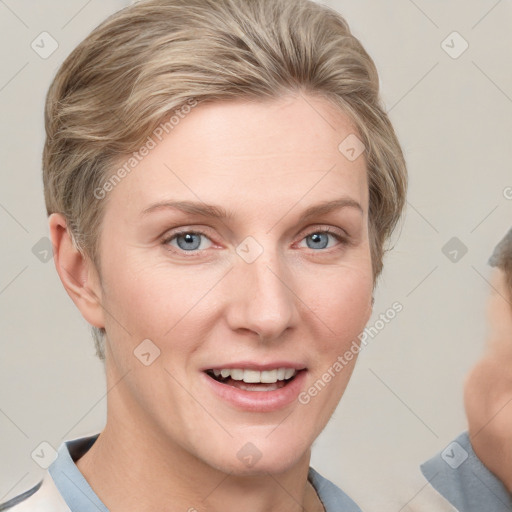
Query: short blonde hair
[[43, 0, 408, 360]]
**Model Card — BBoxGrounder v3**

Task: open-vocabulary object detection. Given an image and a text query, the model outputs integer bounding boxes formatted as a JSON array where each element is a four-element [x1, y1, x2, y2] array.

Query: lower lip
[[202, 370, 307, 412]]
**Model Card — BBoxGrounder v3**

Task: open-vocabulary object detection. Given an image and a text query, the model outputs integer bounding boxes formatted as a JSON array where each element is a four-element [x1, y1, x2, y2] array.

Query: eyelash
[[161, 227, 349, 257]]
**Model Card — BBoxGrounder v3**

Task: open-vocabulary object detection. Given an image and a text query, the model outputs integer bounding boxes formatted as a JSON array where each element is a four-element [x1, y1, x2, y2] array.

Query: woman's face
[[96, 93, 374, 474]]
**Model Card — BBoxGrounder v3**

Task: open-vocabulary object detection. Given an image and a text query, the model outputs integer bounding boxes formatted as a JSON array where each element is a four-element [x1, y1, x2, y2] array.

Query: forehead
[[106, 94, 368, 218]]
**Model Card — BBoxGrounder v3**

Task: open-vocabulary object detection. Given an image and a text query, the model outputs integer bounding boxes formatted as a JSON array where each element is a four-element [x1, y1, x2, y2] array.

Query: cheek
[[100, 232, 373, 348], [100, 256, 223, 351], [305, 264, 373, 342]]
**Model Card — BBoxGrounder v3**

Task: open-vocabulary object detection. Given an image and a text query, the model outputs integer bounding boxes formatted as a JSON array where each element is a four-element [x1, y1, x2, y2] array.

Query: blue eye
[[306, 232, 329, 250], [164, 231, 212, 252], [162, 227, 347, 257], [301, 230, 346, 250]]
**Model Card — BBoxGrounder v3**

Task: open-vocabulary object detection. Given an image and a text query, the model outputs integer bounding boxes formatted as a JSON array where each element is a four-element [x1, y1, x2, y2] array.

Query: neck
[[75, 370, 323, 512]]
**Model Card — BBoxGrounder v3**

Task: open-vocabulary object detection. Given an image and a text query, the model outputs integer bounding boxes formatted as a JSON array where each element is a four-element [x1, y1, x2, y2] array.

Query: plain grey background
[[1, 1, 511, 510]]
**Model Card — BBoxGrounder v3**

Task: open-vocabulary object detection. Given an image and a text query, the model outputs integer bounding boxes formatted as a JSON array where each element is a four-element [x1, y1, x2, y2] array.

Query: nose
[[223, 246, 298, 342]]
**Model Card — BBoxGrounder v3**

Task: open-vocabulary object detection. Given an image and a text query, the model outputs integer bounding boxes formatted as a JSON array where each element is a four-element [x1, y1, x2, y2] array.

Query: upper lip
[[202, 361, 307, 371]]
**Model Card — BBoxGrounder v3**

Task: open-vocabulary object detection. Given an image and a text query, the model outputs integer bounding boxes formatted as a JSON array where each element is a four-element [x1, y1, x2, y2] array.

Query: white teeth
[[230, 369, 244, 381], [210, 367, 298, 383], [284, 368, 295, 380], [243, 370, 261, 383], [260, 370, 277, 383]]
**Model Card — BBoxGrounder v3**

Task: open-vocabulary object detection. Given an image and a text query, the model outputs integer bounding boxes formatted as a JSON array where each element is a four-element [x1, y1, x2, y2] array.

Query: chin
[[198, 434, 312, 476]]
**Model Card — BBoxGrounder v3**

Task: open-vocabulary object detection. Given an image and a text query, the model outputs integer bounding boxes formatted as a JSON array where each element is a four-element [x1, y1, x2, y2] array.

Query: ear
[[48, 213, 105, 330], [363, 294, 375, 325], [485, 268, 512, 357]]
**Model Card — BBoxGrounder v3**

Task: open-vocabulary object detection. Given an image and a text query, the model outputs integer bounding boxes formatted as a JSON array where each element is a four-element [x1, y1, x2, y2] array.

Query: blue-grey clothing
[[421, 431, 512, 512], [0, 433, 362, 511]]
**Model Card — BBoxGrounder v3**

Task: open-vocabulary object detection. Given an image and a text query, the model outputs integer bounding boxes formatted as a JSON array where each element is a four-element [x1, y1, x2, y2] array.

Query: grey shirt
[[420, 431, 512, 511]]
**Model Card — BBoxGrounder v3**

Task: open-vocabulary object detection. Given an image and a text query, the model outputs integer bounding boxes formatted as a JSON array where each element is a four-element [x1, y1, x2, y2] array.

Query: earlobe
[[365, 294, 375, 323], [48, 213, 105, 330]]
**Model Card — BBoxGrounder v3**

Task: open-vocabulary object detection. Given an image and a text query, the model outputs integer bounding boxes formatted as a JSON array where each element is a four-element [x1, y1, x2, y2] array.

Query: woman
[[0, 0, 407, 510]]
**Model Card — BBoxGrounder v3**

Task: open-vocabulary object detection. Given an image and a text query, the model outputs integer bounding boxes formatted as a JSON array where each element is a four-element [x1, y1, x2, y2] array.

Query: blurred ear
[[48, 213, 105, 330], [485, 268, 512, 357]]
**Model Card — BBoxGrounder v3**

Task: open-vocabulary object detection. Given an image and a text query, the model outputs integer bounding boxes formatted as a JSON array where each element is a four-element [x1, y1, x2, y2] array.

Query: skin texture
[[49, 93, 374, 512], [464, 267, 512, 493]]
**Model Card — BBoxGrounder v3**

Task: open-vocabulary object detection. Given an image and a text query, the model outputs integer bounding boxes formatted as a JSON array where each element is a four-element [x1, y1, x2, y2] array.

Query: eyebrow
[[140, 197, 363, 222]]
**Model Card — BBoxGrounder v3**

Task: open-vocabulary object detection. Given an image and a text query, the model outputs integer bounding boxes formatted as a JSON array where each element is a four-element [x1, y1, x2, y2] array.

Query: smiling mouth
[[205, 367, 301, 392]]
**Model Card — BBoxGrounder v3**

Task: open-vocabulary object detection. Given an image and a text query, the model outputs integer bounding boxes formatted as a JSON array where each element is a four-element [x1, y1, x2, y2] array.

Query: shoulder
[[420, 431, 512, 512], [308, 467, 362, 512], [0, 473, 70, 512], [309, 464, 458, 512]]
